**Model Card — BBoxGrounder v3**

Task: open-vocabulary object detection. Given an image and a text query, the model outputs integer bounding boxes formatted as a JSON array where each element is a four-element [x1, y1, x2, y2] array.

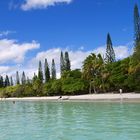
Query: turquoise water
[[0, 101, 140, 140]]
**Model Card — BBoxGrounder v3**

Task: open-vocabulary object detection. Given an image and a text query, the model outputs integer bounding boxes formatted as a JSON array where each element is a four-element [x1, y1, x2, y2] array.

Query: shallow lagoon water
[[0, 101, 140, 140]]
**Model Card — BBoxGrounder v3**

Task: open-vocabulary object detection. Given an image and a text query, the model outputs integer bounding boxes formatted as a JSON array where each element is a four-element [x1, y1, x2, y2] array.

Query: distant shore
[[1, 93, 140, 102]]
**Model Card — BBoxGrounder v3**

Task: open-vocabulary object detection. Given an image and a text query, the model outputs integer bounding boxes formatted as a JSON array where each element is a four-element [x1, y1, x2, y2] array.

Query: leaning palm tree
[[82, 53, 104, 93]]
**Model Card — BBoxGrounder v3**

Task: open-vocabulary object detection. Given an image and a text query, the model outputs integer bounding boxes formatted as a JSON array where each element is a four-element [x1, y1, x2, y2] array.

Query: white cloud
[[21, 0, 72, 11], [28, 44, 131, 78], [0, 42, 132, 79], [0, 31, 16, 38], [0, 39, 40, 64], [29, 48, 90, 71], [114, 45, 131, 60], [26, 48, 90, 79], [0, 66, 11, 75], [93, 45, 132, 60]]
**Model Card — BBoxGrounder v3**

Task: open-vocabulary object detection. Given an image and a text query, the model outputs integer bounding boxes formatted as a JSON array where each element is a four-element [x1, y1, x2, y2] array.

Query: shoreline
[[1, 93, 140, 102]]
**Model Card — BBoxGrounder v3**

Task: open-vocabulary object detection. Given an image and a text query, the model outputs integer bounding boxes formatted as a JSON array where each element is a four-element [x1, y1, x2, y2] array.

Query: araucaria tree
[[60, 51, 65, 76], [133, 4, 140, 64], [51, 59, 56, 80], [5, 75, 10, 87], [21, 71, 26, 85], [16, 71, 20, 85], [44, 58, 50, 83], [10, 76, 14, 86], [0, 76, 4, 88], [64, 51, 71, 71], [134, 4, 140, 46], [105, 33, 115, 63], [38, 61, 43, 83]]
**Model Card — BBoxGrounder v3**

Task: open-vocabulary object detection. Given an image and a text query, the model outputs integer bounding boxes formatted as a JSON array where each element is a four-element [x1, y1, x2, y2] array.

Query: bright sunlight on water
[[0, 101, 140, 140]]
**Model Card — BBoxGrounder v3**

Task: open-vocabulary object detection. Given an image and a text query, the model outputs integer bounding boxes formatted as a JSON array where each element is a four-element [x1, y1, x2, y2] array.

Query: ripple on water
[[0, 101, 140, 140]]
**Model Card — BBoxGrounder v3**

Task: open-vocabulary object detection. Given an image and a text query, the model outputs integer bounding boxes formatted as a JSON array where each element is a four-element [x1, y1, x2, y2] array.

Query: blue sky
[[0, 0, 139, 78]]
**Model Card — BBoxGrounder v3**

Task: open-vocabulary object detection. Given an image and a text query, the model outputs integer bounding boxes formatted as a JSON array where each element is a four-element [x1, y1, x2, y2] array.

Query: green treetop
[[10, 76, 14, 86], [16, 71, 20, 85], [5, 75, 10, 87], [51, 59, 56, 80], [134, 4, 140, 46], [64, 51, 71, 71], [60, 51, 65, 76], [21, 71, 26, 85], [105, 33, 115, 63], [38, 61, 43, 83], [0, 76, 4, 88], [44, 58, 50, 83]]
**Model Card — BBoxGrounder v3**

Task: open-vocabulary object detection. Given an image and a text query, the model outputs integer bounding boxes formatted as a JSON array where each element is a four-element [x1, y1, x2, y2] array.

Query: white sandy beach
[[1, 93, 140, 102]]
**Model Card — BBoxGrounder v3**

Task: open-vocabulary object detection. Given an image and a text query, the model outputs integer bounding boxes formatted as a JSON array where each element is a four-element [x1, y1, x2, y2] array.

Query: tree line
[[0, 4, 140, 97], [82, 4, 140, 93]]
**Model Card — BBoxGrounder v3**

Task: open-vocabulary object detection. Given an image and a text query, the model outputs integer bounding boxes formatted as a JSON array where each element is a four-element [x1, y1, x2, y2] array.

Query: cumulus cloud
[[29, 48, 90, 70], [0, 30, 16, 38], [0, 39, 40, 64], [21, 0, 73, 11], [0, 42, 132, 79], [27, 44, 131, 78], [0, 66, 11, 75], [93, 45, 132, 60]]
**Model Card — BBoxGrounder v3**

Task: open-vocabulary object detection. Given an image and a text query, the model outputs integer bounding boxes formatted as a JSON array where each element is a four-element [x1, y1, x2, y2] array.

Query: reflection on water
[[0, 101, 140, 140]]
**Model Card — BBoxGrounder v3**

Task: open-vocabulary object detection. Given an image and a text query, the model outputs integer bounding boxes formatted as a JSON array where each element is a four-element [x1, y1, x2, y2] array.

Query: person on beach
[[119, 89, 122, 94]]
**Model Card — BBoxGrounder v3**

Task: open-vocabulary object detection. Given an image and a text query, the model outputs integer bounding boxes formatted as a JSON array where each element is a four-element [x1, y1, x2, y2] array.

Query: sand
[[1, 93, 140, 102]]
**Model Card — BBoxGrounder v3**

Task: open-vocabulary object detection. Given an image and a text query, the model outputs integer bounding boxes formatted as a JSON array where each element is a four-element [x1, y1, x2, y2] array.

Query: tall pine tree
[[134, 4, 140, 46], [133, 4, 140, 64], [60, 51, 65, 76], [16, 71, 20, 85], [10, 76, 14, 86], [38, 61, 43, 83], [105, 33, 115, 63], [64, 51, 71, 71], [21, 71, 26, 85], [5, 75, 10, 87], [44, 58, 50, 83], [51, 59, 56, 80], [27, 77, 31, 84], [32, 73, 37, 82], [0, 76, 4, 88]]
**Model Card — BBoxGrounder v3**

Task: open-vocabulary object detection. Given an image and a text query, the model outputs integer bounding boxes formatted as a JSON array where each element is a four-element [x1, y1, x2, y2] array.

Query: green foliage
[[0, 76, 4, 88], [132, 64, 140, 92], [0, 86, 19, 98], [82, 53, 105, 93], [38, 61, 43, 83], [64, 51, 71, 71], [21, 71, 26, 85], [44, 70, 88, 96], [44, 79, 62, 96], [132, 43, 140, 66], [62, 69, 82, 79], [134, 4, 140, 46], [10, 76, 14, 86], [51, 59, 56, 80], [5, 75, 10, 87], [32, 78, 43, 96], [62, 78, 88, 95], [61, 70, 88, 95], [105, 33, 115, 63], [60, 51, 65, 76], [16, 71, 20, 85], [44, 58, 50, 83]]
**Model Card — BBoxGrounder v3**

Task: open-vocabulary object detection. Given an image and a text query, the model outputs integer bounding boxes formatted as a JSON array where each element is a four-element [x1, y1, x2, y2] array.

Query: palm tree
[[82, 53, 104, 93]]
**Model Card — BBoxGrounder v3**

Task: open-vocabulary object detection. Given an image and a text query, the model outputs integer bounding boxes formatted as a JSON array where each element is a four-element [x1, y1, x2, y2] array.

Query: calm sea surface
[[0, 101, 140, 140]]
